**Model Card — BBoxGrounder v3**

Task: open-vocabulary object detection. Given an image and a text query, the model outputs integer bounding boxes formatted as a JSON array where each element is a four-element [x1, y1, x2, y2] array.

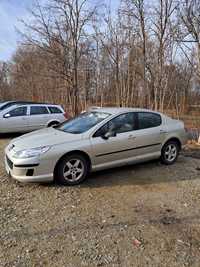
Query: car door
[[28, 106, 50, 131], [2, 106, 28, 133], [90, 112, 139, 168], [132, 112, 167, 157]]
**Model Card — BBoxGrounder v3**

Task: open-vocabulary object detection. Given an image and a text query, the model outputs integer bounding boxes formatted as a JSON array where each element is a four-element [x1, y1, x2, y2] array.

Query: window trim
[[30, 105, 50, 116], [93, 112, 137, 138], [135, 112, 162, 130]]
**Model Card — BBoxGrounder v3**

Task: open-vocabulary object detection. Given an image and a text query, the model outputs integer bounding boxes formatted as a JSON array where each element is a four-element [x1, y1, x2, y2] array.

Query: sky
[[0, 0, 35, 61], [0, 0, 119, 62]]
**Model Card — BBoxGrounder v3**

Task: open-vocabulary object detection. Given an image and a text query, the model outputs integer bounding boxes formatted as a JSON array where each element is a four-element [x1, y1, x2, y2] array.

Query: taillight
[[64, 112, 70, 119]]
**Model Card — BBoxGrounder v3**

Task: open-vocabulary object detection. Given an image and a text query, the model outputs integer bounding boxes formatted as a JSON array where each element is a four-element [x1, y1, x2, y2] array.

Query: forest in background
[[0, 0, 200, 116]]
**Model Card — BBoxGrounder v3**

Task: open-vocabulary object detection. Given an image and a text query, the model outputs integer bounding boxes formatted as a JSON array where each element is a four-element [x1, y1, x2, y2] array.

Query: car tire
[[161, 140, 180, 165], [54, 154, 89, 185]]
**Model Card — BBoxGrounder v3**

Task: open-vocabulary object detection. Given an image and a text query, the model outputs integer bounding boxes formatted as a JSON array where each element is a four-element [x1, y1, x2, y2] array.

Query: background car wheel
[[161, 140, 179, 165], [54, 154, 89, 185], [48, 121, 59, 127]]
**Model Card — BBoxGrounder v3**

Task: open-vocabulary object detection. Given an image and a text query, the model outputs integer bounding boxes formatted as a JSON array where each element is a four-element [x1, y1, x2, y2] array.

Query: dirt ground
[[1, 136, 200, 267]]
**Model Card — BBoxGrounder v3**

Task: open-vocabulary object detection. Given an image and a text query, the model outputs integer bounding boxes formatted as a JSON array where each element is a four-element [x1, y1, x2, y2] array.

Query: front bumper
[[4, 153, 54, 183]]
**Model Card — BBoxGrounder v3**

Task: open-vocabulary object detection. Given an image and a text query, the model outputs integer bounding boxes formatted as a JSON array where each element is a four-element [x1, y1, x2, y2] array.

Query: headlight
[[13, 146, 51, 159]]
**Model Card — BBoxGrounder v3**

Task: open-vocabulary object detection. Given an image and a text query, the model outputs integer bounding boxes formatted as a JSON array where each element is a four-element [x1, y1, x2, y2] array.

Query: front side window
[[94, 113, 136, 137], [30, 106, 49, 115], [137, 112, 161, 129], [6, 106, 27, 117], [56, 112, 110, 134]]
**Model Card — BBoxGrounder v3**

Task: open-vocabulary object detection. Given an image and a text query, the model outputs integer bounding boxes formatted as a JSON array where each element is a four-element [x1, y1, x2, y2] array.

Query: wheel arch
[[47, 120, 60, 127], [162, 137, 182, 151], [54, 150, 92, 177]]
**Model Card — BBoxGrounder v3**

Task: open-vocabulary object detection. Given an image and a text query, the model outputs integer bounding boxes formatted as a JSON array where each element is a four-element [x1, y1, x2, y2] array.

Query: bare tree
[[2, 0, 199, 117], [179, 0, 200, 79], [0, 62, 10, 100], [150, 0, 177, 110], [122, 0, 149, 106], [21, 0, 98, 114]]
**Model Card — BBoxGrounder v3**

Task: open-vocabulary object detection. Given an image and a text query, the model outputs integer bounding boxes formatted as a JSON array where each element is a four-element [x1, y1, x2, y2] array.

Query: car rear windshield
[[56, 112, 110, 134]]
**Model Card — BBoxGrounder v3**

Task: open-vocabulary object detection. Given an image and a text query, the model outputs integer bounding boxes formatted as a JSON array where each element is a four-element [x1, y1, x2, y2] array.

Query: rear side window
[[30, 106, 49, 115], [137, 112, 161, 129], [48, 106, 62, 114], [8, 107, 27, 117]]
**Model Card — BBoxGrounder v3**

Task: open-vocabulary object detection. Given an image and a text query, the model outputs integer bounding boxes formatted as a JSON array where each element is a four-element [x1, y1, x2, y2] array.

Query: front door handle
[[128, 135, 136, 140]]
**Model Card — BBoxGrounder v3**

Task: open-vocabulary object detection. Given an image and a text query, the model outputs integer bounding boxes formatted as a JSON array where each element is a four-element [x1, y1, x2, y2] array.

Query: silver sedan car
[[5, 108, 187, 185]]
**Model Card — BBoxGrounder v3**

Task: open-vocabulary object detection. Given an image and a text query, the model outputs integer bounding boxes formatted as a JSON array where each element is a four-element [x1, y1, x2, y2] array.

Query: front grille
[[6, 155, 13, 170]]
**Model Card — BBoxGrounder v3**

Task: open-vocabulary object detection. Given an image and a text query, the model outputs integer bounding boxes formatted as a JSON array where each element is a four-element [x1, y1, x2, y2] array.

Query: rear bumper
[[181, 132, 188, 147]]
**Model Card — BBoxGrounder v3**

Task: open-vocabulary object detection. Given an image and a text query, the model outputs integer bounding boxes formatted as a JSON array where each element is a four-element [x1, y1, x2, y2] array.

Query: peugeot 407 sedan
[[5, 108, 187, 185]]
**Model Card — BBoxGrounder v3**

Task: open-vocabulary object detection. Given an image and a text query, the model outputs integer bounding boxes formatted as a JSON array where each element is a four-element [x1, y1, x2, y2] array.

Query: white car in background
[[0, 101, 40, 111], [0, 103, 68, 133], [5, 107, 187, 185]]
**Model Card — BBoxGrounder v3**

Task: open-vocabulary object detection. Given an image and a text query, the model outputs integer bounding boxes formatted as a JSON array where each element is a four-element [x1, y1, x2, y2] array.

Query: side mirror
[[4, 113, 11, 118], [102, 131, 117, 140]]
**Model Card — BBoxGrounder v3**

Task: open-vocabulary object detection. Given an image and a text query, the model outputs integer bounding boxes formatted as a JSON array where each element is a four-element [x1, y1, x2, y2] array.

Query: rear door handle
[[160, 130, 167, 134]]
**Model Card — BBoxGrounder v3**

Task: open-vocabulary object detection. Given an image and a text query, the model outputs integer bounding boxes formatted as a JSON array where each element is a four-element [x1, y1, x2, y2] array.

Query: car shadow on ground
[[39, 156, 200, 189], [82, 157, 197, 188], [0, 133, 22, 139]]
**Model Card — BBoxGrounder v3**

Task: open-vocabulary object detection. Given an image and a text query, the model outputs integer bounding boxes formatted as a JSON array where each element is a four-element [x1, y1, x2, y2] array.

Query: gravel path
[[1, 137, 200, 267]]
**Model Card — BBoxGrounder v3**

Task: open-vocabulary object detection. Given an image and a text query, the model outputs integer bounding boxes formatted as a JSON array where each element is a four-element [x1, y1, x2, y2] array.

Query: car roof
[[90, 107, 162, 115], [10, 103, 60, 107], [0, 103, 62, 112], [0, 101, 49, 108], [1, 100, 55, 105], [26, 103, 61, 107], [0, 101, 9, 105], [1, 100, 42, 104]]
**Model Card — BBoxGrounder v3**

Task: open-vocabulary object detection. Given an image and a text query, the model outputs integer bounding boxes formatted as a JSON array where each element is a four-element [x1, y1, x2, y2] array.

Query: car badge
[[8, 144, 15, 152]]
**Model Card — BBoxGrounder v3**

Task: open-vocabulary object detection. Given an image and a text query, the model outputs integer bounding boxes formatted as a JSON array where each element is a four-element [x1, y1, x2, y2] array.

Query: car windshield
[[0, 102, 14, 111], [0, 101, 33, 111], [56, 111, 110, 134]]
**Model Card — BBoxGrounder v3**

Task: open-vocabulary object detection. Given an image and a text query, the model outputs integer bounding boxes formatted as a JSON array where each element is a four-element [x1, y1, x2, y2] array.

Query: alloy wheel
[[63, 159, 85, 182], [164, 144, 177, 162]]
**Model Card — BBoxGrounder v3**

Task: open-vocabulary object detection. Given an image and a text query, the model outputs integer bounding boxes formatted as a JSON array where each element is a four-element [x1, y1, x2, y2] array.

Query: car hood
[[11, 127, 83, 151]]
